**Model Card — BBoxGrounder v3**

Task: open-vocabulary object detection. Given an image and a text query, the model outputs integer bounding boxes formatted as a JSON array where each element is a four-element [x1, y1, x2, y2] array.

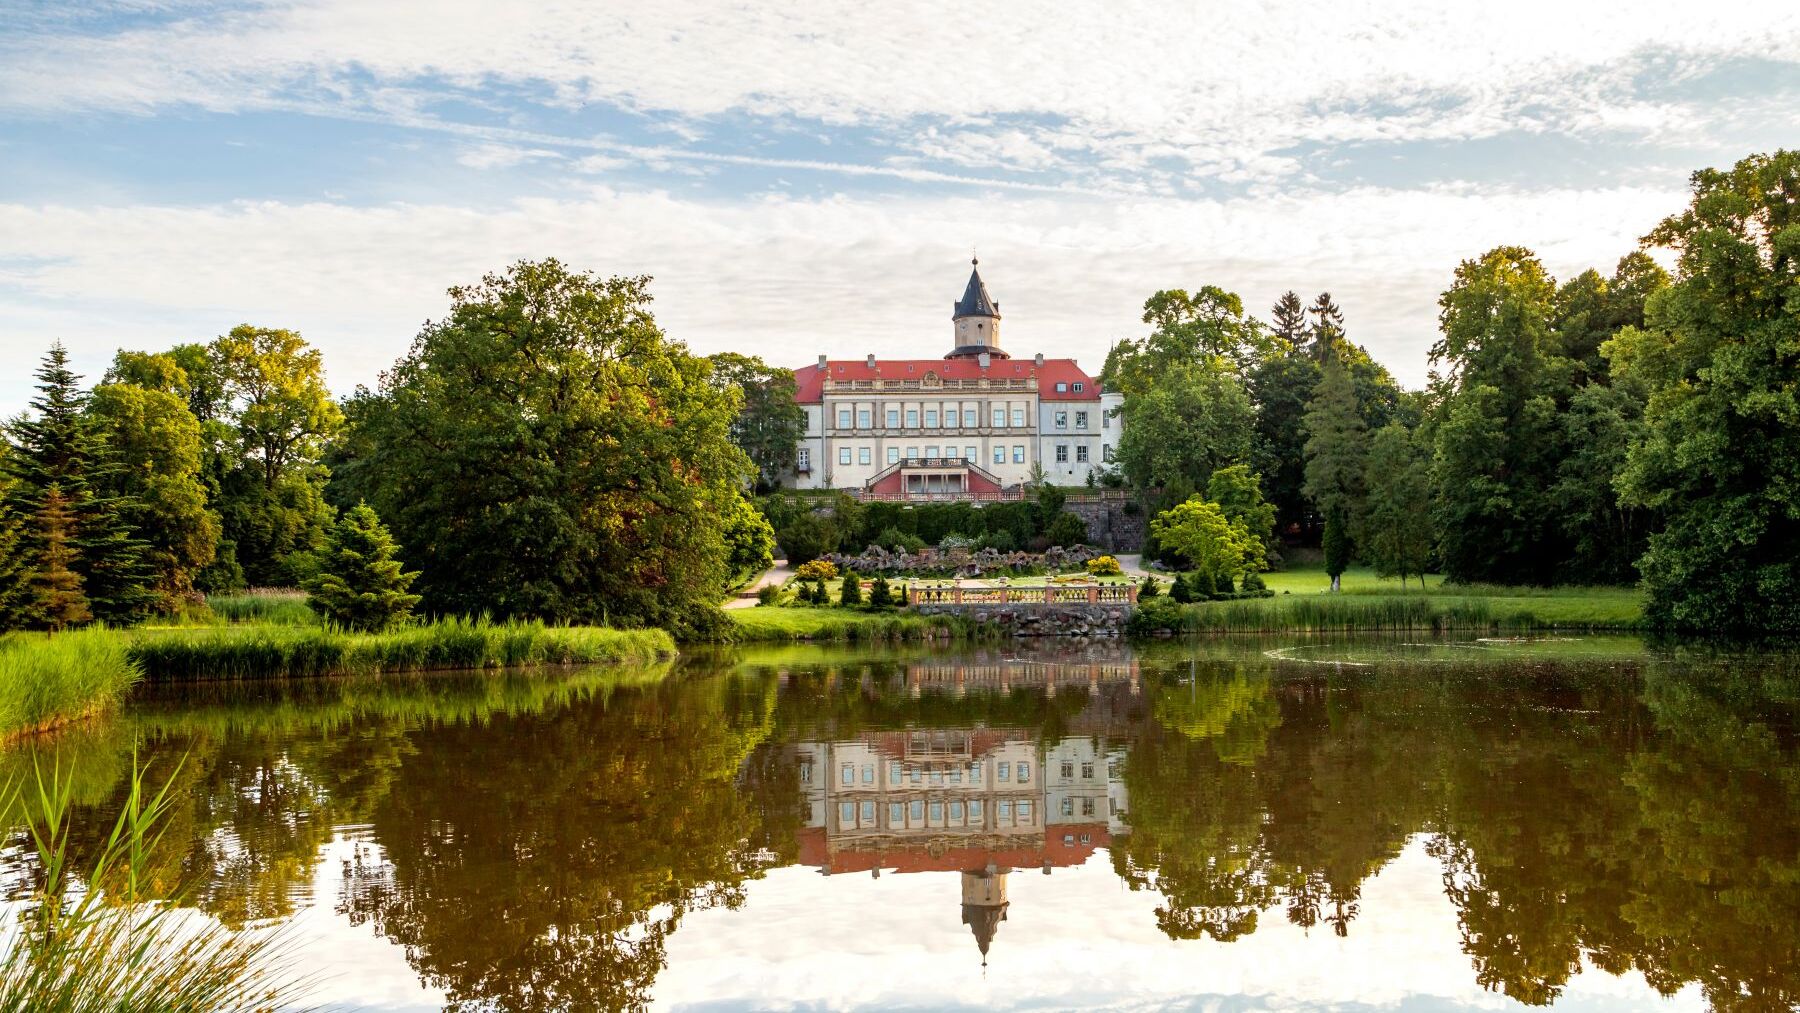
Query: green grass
[[202, 590, 316, 626], [0, 629, 143, 741], [726, 606, 989, 642], [125, 618, 677, 682]]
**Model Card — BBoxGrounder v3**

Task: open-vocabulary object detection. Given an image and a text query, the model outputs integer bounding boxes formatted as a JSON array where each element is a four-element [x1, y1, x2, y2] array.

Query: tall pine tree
[[1303, 357, 1368, 591], [2, 343, 154, 627]]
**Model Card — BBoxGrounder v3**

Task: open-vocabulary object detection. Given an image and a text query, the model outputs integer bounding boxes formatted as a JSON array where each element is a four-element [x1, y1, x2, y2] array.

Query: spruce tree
[[32, 486, 91, 631], [1271, 291, 1308, 347], [301, 502, 422, 632], [1308, 293, 1346, 361], [1303, 356, 1369, 551], [839, 571, 863, 606], [2, 344, 154, 626]]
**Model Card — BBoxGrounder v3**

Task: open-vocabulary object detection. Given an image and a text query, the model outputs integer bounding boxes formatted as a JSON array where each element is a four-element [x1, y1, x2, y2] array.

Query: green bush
[[875, 526, 927, 554], [840, 571, 863, 606], [1187, 570, 1215, 599], [1126, 595, 1185, 635], [1045, 512, 1088, 547], [1241, 572, 1267, 592], [756, 584, 780, 606], [1138, 574, 1159, 598], [868, 576, 893, 609], [1169, 574, 1192, 603]]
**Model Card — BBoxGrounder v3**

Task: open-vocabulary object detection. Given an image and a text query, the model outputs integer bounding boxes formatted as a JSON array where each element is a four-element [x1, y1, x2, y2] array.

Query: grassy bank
[[127, 618, 676, 682], [0, 629, 143, 741], [726, 607, 988, 643], [202, 590, 315, 626], [1135, 586, 1641, 635]]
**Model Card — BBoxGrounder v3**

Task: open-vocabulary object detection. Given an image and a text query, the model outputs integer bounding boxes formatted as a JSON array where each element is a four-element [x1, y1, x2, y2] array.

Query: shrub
[[978, 529, 1017, 553], [1241, 571, 1267, 592], [1126, 595, 1186, 635], [1187, 570, 1215, 599], [939, 532, 978, 552], [1169, 575, 1193, 603], [1216, 572, 1236, 595], [839, 571, 863, 606], [756, 584, 780, 606], [875, 526, 927, 554], [794, 559, 839, 582], [1086, 555, 1122, 576], [1138, 574, 1159, 599], [1045, 511, 1088, 548], [868, 576, 893, 609]]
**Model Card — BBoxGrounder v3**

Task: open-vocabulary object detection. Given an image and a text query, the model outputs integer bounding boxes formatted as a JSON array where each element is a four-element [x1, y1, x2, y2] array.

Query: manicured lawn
[[726, 606, 979, 642]]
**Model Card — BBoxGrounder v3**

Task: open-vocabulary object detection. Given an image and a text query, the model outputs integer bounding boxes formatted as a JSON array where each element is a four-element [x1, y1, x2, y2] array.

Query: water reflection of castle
[[788, 657, 1139, 964]]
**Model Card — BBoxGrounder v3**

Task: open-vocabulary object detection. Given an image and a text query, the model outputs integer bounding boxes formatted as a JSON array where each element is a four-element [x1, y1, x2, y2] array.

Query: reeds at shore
[[126, 617, 677, 681], [0, 630, 141, 741]]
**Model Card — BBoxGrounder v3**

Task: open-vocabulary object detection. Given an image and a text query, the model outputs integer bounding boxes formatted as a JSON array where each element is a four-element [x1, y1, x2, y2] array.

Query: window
[[1055, 382, 1068, 393], [1013, 445, 1025, 463], [839, 447, 852, 465], [929, 801, 944, 822], [963, 408, 977, 427], [907, 446, 919, 461], [837, 408, 851, 428], [1082, 798, 1096, 816], [993, 446, 1006, 464], [992, 407, 1006, 427], [950, 801, 965, 821], [969, 800, 984, 821], [858, 446, 871, 465], [890, 762, 903, 782], [930, 766, 944, 785], [998, 800, 1013, 820], [1082, 763, 1094, 779], [839, 802, 855, 826], [1075, 411, 1088, 429], [1076, 445, 1089, 463], [1110, 798, 1120, 815], [909, 799, 924, 821], [841, 763, 854, 786], [906, 408, 919, 428], [862, 800, 876, 823], [1018, 762, 1031, 782], [943, 446, 958, 460], [926, 445, 938, 458], [857, 409, 870, 429], [1056, 445, 1069, 463], [886, 408, 899, 428], [950, 765, 963, 784], [910, 768, 922, 784], [889, 802, 904, 826], [965, 446, 977, 462], [1073, 382, 1084, 393], [925, 409, 939, 427], [1103, 410, 1111, 429], [862, 764, 875, 784], [1103, 445, 1115, 463], [1061, 762, 1074, 778], [1018, 800, 1034, 821], [1055, 411, 1068, 429], [1011, 408, 1026, 427], [797, 448, 810, 471], [997, 761, 1011, 782], [887, 447, 900, 465], [1061, 798, 1075, 816], [968, 762, 982, 782], [799, 760, 812, 783]]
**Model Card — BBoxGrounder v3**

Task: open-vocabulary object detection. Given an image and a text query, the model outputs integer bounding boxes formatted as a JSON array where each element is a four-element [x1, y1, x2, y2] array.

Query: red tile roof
[[792, 358, 1102, 404]]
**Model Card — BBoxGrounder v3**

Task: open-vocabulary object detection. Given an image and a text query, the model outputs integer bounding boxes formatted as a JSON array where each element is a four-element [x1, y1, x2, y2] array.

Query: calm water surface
[[7, 636, 1799, 1012]]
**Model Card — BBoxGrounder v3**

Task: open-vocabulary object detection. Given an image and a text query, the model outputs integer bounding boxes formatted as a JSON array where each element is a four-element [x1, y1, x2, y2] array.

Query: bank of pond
[[1, 637, 1797, 1011]]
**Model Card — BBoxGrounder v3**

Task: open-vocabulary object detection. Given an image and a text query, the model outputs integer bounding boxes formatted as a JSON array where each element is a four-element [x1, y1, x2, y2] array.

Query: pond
[[5, 635, 1798, 1011]]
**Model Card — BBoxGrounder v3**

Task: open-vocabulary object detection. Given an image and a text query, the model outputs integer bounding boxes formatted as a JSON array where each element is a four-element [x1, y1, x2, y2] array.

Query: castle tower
[[948, 258, 1007, 360], [960, 864, 1011, 965]]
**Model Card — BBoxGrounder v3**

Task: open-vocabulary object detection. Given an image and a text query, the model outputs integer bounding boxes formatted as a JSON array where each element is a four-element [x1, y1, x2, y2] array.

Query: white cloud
[[0, 180, 1684, 411], [2, 1, 1795, 183], [453, 143, 563, 170]]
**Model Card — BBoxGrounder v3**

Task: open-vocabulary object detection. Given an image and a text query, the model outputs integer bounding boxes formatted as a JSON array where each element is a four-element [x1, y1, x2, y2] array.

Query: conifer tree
[[1304, 357, 1369, 592], [301, 502, 421, 632], [839, 571, 863, 606], [2, 344, 154, 626], [1271, 291, 1307, 347], [1308, 293, 1346, 361], [32, 486, 91, 631]]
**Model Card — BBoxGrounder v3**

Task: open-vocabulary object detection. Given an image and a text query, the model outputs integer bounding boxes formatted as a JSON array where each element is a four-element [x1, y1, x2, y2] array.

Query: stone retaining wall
[[912, 602, 1131, 637], [1065, 497, 1146, 553]]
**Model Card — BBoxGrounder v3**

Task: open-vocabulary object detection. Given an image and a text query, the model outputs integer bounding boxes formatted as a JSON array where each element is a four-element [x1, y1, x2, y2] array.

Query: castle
[[789, 259, 1122, 499]]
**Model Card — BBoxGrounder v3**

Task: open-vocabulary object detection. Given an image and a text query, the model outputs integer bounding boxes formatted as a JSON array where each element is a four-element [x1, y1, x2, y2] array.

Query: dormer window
[[1055, 382, 1068, 393], [1072, 382, 1084, 392]]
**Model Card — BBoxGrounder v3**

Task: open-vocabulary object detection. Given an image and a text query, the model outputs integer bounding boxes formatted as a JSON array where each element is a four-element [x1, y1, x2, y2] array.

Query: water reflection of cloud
[[651, 840, 1700, 1012]]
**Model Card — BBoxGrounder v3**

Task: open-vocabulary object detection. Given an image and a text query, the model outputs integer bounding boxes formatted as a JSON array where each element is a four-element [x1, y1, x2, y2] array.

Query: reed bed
[[0, 630, 142, 740], [127, 617, 677, 682], [1133, 594, 1637, 634], [201, 591, 316, 626], [725, 607, 989, 643]]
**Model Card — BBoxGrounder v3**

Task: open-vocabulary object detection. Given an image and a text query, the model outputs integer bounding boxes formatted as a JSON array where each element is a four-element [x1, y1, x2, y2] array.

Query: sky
[[2, 1, 1799, 411]]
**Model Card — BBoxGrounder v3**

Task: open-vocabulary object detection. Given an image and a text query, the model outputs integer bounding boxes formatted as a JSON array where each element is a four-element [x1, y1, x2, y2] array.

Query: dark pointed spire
[[953, 257, 999, 320]]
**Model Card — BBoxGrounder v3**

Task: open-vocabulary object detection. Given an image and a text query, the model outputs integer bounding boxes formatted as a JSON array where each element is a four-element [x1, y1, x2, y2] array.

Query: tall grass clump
[[725, 606, 988, 643], [0, 630, 141, 740], [1133, 595, 1503, 634], [127, 617, 676, 682], [0, 756, 309, 1012], [202, 591, 317, 626]]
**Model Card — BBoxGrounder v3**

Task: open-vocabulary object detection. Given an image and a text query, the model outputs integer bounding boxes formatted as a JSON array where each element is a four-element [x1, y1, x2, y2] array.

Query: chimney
[[978, 352, 991, 369], [866, 353, 876, 368], [818, 354, 828, 370], [1034, 352, 1044, 367]]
